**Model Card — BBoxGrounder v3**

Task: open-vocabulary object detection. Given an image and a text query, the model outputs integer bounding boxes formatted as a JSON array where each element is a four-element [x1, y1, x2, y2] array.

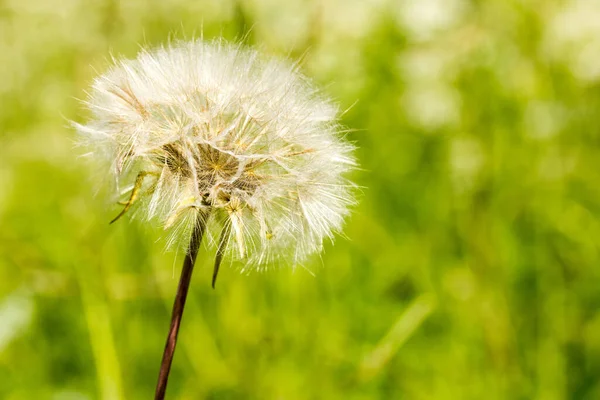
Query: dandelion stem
[[154, 210, 208, 400]]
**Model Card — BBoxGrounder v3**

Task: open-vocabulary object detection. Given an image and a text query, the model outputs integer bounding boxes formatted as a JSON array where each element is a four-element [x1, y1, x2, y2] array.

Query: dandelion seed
[[75, 39, 357, 400]]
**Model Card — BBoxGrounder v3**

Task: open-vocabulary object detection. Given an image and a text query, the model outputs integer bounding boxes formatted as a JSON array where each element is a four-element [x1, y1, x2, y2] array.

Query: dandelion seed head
[[76, 39, 357, 269]]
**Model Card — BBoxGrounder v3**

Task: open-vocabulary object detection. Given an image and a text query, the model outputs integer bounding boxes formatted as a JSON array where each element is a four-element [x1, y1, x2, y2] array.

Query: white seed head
[[76, 39, 356, 270]]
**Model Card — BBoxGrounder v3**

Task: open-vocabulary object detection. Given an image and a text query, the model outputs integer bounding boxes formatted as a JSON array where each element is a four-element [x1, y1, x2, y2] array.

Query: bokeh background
[[2, 0, 600, 398]]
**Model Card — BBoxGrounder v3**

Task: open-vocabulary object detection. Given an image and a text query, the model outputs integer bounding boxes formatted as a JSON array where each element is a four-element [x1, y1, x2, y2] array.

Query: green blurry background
[[2, 0, 600, 398]]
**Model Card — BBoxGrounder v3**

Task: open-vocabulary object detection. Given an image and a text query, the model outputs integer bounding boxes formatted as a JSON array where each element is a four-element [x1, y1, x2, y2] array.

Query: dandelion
[[75, 39, 356, 399]]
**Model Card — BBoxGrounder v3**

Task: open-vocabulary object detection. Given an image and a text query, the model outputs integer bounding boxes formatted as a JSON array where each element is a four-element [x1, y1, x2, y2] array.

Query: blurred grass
[[2, 0, 600, 399]]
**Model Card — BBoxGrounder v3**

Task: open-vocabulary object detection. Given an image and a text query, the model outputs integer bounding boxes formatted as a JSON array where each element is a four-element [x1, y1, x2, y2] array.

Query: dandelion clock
[[75, 39, 357, 399]]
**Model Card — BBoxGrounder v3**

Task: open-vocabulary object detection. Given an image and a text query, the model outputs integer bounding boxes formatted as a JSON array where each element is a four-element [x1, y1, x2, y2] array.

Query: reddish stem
[[154, 211, 207, 400]]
